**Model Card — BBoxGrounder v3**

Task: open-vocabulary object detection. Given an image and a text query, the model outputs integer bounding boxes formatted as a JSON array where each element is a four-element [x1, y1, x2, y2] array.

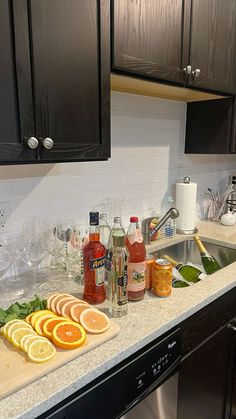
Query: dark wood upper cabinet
[[0, 0, 110, 164], [112, 0, 236, 95], [185, 97, 234, 154], [28, 0, 110, 162], [0, 1, 35, 163], [112, 0, 189, 85], [189, 0, 236, 94]]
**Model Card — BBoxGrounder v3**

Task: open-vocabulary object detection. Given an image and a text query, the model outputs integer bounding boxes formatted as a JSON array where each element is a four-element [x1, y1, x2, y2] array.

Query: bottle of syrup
[[83, 212, 106, 304], [125, 216, 146, 301]]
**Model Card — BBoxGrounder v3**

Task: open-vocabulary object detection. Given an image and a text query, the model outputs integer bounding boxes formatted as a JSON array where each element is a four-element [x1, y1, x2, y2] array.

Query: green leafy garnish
[[0, 295, 47, 327]]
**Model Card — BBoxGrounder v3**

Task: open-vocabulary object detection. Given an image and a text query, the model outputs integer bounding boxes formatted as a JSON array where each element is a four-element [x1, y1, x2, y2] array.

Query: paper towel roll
[[176, 180, 197, 232]]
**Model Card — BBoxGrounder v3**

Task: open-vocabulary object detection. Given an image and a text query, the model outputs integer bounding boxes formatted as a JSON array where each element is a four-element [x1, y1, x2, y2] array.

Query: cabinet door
[[0, 1, 35, 163], [185, 98, 233, 154], [27, 0, 110, 162], [112, 0, 190, 85], [178, 326, 230, 419], [189, 0, 236, 94]]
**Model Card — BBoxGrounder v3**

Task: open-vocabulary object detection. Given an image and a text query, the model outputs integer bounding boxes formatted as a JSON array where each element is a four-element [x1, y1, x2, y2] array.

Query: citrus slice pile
[[46, 293, 111, 335], [0, 319, 56, 363]]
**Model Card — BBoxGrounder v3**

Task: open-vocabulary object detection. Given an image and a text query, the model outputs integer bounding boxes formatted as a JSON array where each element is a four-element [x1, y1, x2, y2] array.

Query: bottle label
[[89, 255, 105, 286], [127, 261, 146, 292], [117, 262, 128, 305], [105, 250, 113, 272], [127, 229, 143, 245]]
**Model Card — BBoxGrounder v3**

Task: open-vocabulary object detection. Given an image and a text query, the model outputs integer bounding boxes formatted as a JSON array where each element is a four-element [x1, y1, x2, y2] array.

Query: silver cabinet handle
[[192, 68, 201, 79], [26, 137, 39, 149], [184, 65, 192, 75], [42, 137, 54, 150], [228, 324, 236, 332]]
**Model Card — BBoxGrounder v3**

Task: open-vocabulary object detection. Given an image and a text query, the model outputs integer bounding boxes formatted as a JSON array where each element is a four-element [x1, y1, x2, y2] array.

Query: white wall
[[1, 91, 236, 234]]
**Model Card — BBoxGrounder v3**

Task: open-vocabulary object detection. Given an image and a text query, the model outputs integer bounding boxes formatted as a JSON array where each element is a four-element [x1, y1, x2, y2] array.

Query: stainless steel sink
[[151, 240, 236, 269]]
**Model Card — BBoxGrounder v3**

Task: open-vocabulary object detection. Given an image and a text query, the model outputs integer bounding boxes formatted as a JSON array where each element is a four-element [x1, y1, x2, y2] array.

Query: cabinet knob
[[26, 137, 39, 149], [228, 324, 236, 332], [184, 65, 192, 75], [42, 137, 54, 150], [192, 68, 201, 79]]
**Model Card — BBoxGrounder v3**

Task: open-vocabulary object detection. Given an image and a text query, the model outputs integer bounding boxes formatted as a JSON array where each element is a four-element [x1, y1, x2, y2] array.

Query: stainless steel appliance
[[119, 329, 181, 419], [40, 329, 181, 419]]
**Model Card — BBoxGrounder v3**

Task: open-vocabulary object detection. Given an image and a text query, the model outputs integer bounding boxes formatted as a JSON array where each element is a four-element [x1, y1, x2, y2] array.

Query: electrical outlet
[[0, 202, 10, 232]]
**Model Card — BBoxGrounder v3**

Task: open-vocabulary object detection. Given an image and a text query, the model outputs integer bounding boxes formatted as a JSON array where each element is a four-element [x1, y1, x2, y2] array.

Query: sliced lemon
[[20, 333, 38, 351], [2, 320, 27, 338], [6, 321, 33, 340], [11, 327, 35, 349], [27, 339, 56, 363], [30, 310, 55, 328], [22, 335, 48, 353]]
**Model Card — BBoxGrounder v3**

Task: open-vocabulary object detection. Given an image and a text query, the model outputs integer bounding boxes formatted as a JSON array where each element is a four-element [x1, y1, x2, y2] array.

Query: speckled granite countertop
[[1, 220, 236, 419]]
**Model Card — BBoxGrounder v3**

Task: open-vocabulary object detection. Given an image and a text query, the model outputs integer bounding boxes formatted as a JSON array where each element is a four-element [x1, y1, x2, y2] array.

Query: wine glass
[[0, 234, 24, 306], [17, 219, 47, 297]]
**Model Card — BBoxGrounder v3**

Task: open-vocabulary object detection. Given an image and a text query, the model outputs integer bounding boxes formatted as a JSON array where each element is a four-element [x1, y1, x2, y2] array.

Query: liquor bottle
[[83, 212, 106, 304], [163, 254, 206, 283], [125, 216, 146, 301], [99, 214, 111, 249], [107, 217, 128, 317], [193, 236, 221, 275]]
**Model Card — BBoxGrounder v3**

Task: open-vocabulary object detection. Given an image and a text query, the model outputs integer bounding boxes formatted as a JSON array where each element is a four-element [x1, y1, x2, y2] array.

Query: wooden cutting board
[[0, 321, 120, 401]]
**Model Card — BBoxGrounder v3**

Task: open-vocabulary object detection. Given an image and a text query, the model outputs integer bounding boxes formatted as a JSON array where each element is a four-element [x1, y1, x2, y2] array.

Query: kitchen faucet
[[141, 208, 179, 245]]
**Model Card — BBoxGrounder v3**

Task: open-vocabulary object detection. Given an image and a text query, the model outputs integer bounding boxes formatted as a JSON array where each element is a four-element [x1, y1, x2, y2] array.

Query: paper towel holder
[[176, 176, 198, 235]]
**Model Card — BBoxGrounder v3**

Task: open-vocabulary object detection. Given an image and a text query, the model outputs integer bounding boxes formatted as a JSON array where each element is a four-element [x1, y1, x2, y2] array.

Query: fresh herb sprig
[[0, 295, 47, 327]]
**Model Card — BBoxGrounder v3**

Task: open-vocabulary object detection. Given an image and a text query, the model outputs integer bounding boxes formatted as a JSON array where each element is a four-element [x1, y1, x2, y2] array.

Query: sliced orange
[[70, 303, 91, 323], [61, 300, 81, 319], [43, 316, 69, 339], [27, 339, 56, 363], [47, 293, 60, 310], [30, 310, 55, 328], [80, 308, 110, 334], [52, 321, 86, 349], [34, 313, 57, 336], [50, 293, 75, 313], [55, 297, 77, 316]]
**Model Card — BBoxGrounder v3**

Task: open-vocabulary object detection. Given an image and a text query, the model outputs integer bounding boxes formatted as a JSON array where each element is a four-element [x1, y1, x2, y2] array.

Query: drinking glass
[[17, 219, 47, 297]]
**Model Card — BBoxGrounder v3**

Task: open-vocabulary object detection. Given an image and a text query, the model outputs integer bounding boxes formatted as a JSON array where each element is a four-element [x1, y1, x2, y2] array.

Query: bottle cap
[[130, 216, 138, 222], [99, 213, 107, 220], [114, 216, 122, 223], [89, 212, 99, 226]]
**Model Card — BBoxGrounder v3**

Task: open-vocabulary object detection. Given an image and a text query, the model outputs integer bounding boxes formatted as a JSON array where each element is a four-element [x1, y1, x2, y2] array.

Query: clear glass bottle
[[99, 214, 111, 249], [125, 216, 146, 301], [193, 236, 221, 275], [108, 218, 128, 317], [83, 212, 106, 304]]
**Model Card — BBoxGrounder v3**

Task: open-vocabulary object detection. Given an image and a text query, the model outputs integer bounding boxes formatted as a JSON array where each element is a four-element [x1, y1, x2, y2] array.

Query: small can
[[153, 258, 172, 297], [146, 254, 155, 290]]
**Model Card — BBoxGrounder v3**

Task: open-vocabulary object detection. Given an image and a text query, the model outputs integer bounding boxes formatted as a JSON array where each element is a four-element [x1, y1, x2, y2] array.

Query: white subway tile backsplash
[[0, 90, 235, 238]]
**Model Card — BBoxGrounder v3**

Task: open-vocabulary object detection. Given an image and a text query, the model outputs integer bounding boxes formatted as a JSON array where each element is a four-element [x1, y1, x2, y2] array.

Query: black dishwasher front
[[40, 328, 181, 419]]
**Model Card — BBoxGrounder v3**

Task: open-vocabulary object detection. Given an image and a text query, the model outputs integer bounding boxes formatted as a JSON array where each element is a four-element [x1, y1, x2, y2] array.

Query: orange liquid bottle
[[125, 216, 146, 301], [83, 212, 106, 304]]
